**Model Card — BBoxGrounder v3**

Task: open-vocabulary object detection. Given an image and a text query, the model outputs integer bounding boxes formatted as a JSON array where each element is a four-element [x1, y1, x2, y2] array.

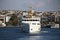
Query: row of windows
[[22, 20, 39, 21], [31, 23, 40, 25], [21, 23, 40, 25]]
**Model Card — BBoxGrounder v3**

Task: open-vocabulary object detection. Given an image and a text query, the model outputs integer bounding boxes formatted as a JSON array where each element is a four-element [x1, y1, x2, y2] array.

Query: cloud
[[21, 0, 45, 8], [29, 1, 45, 8], [58, 5, 60, 7], [47, 0, 52, 2], [35, 2, 45, 7]]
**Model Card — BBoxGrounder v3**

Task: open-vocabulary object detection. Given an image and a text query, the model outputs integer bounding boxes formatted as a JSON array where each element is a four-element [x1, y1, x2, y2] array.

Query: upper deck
[[22, 16, 41, 21]]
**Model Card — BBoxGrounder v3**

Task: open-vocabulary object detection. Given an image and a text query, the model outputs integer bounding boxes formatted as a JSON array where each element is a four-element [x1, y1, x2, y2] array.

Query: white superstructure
[[22, 16, 41, 34]]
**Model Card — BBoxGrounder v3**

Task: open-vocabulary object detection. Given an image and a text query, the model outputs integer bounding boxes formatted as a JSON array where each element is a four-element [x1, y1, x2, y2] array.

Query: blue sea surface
[[0, 27, 60, 40]]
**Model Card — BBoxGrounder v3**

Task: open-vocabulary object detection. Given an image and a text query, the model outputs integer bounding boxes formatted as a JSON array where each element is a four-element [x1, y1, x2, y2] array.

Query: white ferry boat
[[22, 16, 41, 34], [21, 7, 41, 34]]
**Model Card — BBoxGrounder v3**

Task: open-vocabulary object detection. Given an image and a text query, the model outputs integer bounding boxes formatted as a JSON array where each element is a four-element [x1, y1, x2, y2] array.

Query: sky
[[0, 0, 60, 11]]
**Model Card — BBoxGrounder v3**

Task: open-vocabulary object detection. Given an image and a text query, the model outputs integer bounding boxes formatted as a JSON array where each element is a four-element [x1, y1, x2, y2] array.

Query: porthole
[[31, 28, 33, 30]]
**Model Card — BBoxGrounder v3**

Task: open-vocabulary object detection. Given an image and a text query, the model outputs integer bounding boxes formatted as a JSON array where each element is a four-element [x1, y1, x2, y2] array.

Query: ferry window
[[32, 20, 39, 21], [31, 28, 33, 30], [32, 23, 36, 25], [37, 23, 40, 25]]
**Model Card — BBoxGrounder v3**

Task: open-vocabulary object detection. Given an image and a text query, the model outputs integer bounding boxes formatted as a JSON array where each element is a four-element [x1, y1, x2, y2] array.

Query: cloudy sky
[[0, 0, 60, 11]]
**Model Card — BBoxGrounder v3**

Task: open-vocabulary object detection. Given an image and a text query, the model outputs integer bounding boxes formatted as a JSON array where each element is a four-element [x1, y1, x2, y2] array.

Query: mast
[[29, 6, 33, 18]]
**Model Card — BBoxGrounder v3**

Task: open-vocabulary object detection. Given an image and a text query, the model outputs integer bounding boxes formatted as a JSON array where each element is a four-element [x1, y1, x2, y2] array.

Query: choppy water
[[0, 27, 60, 40]]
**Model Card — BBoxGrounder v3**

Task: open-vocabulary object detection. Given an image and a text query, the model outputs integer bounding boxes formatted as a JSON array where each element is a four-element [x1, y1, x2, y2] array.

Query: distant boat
[[0, 21, 6, 27]]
